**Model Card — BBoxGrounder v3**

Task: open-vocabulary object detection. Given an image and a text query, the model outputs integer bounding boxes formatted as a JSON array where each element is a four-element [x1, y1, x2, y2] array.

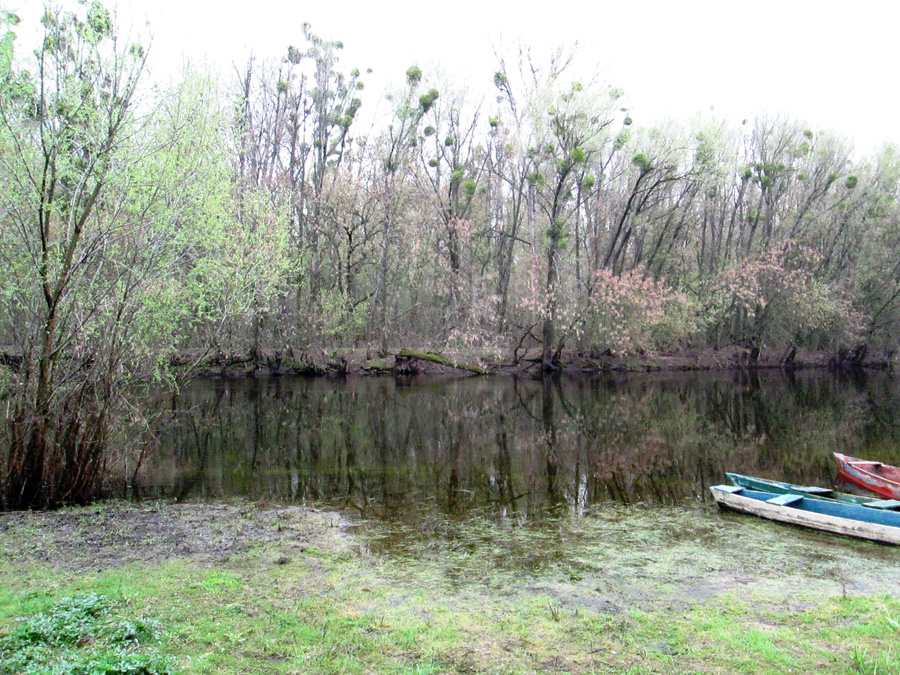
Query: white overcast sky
[[11, 0, 900, 154]]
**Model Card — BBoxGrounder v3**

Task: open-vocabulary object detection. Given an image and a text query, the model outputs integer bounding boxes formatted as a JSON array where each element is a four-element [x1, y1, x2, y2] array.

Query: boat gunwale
[[724, 471, 884, 506]]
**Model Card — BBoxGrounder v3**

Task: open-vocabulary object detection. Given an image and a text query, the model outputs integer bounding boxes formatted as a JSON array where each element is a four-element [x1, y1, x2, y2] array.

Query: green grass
[[0, 592, 175, 675], [3, 502, 900, 673]]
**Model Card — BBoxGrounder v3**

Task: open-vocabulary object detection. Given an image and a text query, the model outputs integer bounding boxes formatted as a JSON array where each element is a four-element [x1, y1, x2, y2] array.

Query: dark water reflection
[[141, 370, 900, 521]]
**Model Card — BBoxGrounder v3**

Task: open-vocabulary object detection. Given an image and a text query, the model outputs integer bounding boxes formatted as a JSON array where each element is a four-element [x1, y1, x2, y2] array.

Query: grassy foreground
[[2, 500, 900, 674]]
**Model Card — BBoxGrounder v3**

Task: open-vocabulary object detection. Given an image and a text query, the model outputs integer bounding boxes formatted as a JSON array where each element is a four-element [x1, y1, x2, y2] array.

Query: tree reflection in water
[[141, 370, 900, 522]]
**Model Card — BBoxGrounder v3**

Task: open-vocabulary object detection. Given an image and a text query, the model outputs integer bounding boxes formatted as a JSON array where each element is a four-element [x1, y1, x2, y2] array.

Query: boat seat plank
[[796, 486, 834, 496], [862, 499, 900, 510], [766, 494, 804, 506], [715, 485, 744, 494]]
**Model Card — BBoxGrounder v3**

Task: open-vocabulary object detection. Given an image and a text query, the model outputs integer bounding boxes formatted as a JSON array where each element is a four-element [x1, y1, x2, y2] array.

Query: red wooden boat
[[834, 452, 900, 500]]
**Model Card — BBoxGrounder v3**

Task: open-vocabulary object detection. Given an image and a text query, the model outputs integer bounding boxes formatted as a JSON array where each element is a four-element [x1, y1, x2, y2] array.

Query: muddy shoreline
[[3, 499, 898, 604]]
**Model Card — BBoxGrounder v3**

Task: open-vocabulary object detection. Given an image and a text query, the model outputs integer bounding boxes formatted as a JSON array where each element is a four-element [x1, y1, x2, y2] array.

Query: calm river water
[[141, 370, 900, 521]]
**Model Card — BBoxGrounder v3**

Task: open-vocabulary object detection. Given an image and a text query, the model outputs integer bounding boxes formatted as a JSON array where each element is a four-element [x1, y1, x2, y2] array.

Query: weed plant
[[0, 593, 175, 675]]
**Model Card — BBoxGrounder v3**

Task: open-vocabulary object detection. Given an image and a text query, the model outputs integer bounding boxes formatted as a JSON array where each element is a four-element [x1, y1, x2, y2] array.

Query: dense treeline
[[223, 36, 900, 365], [1, 2, 899, 507]]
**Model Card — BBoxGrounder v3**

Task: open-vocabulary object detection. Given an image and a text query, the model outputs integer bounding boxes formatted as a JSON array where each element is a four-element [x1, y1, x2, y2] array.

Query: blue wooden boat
[[711, 485, 900, 545], [725, 472, 900, 509]]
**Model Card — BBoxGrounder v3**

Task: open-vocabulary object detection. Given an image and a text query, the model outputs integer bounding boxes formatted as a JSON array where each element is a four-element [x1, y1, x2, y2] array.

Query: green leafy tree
[[0, 4, 250, 508], [0, 1, 150, 508]]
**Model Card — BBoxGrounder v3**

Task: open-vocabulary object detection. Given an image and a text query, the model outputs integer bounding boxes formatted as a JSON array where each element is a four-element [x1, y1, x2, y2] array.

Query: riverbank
[[2, 499, 899, 674], [176, 345, 895, 378], [2, 345, 891, 381]]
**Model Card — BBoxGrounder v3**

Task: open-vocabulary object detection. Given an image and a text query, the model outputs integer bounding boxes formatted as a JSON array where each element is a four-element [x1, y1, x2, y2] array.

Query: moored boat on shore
[[834, 453, 900, 500], [725, 472, 900, 509], [711, 484, 900, 545]]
